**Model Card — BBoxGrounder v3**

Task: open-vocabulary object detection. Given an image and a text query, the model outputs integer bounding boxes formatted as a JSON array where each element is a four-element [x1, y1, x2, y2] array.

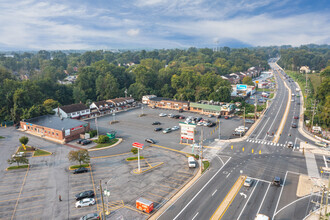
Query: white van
[[188, 157, 196, 168]]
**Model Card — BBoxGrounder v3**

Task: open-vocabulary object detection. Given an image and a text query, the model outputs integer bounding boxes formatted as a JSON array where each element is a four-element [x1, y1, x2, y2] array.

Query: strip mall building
[[20, 115, 90, 143]]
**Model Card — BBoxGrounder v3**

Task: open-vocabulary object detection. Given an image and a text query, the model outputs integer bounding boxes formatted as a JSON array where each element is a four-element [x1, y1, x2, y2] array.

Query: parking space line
[[11, 165, 29, 220], [123, 205, 150, 216], [70, 208, 98, 217], [169, 177, 185, 182], [237, 180, 259, 220], [12, 204, 43, 213], [0, 194, 44, 203], [157, 189, 174, 194], [159, 184, 178, 190], [174, 173, 191, 178], [89, 164, 99, 213], [144, 197, 161, 204], [164, 180, 181, 186], [177, 170, 193, 175], [147, 192, 169, 200]]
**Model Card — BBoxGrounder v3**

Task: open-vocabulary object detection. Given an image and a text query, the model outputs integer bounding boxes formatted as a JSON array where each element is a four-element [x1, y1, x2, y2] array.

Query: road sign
[[132, 142, 144, 149], [179, 122, 196, 141], [104, 190, 110, 196]]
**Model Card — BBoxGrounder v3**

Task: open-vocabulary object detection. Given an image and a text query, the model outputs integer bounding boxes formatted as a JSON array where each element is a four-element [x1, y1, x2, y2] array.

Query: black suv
[[152, 121, 161, 125], [76, 139, 86, 144], [73, 167, 88, 174], [82, 140, 92, 145], [75, 190, 95, 201]]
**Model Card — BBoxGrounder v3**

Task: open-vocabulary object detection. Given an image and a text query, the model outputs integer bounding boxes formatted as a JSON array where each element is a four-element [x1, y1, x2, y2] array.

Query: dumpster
[[136, 197, 153, 213]]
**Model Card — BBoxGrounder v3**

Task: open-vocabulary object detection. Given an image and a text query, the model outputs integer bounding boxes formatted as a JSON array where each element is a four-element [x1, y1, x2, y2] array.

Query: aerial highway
[[157, 59, 326, 220]]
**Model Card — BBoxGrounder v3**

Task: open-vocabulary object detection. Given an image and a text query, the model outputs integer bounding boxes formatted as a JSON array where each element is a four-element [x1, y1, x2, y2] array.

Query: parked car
[[207, 122, 216, 127], [233, 131, 245, 136], [173, 115, 180, 119], [216, 115, 221, 118], [291, 123, 297, 128], [75, 198, 96, 208], [82, 140, 92, 145], [244, 178, 253, 187], [12, 152, 25, 158], [179, 115, 185, 119], [316, 141, 328, 148], [224, 116, 229, 119], [152, 121, 161, 125], [154, 127, 162, 132], [326, 157, 330, 163], [178, 109, 183, 113], [172, 126, 180, 131], [293, 116, 299, 119], [208, 114, 214, 118], [80, 213, 100, 220], [255, 214, 270, 220], [272, 176, 281, 186], [75, 190, 95, 200], [163, 128, 172, 133], [76, 139, 86, 144], [245, 119, 255, 124], [73, 167, 88, 174], [287, 141, 294, 148], [159, 113, 167, 117], [145, 138, 156, 144], [168, 114, 175, 118]]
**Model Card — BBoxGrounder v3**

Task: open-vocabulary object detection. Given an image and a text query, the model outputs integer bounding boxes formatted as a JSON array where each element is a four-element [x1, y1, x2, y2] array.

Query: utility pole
[[254, 88, 258, 121], [311, 100, 317, 128], [243, 107, 246, 130], [320, 186, 325, 220], [218, 119, 221, 140], [99, 180, 106, 220], [200, 127, 204, 174]]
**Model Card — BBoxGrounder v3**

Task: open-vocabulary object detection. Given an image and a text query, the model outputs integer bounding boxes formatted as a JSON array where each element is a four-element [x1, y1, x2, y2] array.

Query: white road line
[[267, 89, 287, 134], [273, 171, 288, 219], [274, 194, 310, 217], [170, 158, 231, 220], [226, 172, 231, 178], [237, 180, 259, 220], [212, 189, 217, 196], [323, 155, 328, 168], [192, 212, 199, 220], [256, 183, 271, 215], [256, 117, 270, 139], [217, 155, 224, 166]]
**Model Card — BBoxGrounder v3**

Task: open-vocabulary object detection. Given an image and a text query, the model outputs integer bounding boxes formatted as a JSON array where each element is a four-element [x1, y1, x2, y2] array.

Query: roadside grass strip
[[33, 149, 52, 157], [6, 165, 29, 171], [210, 175, 246, 220]]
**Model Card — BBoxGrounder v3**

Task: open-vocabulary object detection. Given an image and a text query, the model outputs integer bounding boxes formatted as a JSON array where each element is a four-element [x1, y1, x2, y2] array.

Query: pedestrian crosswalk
[[246, 138, 285, 147]]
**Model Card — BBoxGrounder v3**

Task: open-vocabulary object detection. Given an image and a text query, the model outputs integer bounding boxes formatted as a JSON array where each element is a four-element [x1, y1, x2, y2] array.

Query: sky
[[0, 0, 329, 50]]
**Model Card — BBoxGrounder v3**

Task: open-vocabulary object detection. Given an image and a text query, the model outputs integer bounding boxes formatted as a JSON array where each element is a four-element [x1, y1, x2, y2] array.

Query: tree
[[7, 156, 29, 167], [19, 136, 29, 147], [68, 149, 90, 166], [242, 76, 254, 85]]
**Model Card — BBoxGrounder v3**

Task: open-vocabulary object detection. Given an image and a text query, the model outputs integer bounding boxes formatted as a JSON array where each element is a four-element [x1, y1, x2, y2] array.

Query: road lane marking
[[323, 155, 328, 168], [273, 171, 288, 219], [237, 180, 259, 220], [212, 189, 218, 196], [226, 173, 231, 178], [274, 194, 310, 218], [11, 165, 29, 220], [170, 158, 231, 220], [217, 155, 224, 166], [256, 183, 270, 215], [256, 117, 270, 139], [192, 212, 199, 220]]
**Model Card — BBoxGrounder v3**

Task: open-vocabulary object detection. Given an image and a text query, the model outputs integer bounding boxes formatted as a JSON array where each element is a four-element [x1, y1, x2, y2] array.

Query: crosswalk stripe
[[277, 143, 279, 146]]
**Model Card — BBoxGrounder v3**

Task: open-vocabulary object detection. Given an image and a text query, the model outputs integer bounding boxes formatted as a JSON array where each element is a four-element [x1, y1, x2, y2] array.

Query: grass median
[[0, 136, 5, 139], [126, 156, 144, 161], [33, 149, 52, 156], [69, 164, 89, 169], [202, 161, 210, 173], [92, 138, 119, 149], [7, 165, 29, 170]]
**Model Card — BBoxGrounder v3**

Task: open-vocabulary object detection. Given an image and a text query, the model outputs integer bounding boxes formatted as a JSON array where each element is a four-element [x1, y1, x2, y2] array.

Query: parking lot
[[87, 106, 245, 157]]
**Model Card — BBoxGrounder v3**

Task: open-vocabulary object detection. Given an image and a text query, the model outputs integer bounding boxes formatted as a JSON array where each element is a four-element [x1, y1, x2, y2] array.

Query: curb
[[88, 138, 123, 152]]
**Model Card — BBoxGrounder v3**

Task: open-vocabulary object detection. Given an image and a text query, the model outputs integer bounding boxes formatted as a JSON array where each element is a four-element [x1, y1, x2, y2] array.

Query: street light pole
[[200, 127, 204, 174], [99, 180, 106, 220]]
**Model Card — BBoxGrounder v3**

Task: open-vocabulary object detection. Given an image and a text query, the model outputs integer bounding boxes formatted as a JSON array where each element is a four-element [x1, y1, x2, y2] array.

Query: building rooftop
[[59, 103, 89, 113], [24, 115, 88, 131]]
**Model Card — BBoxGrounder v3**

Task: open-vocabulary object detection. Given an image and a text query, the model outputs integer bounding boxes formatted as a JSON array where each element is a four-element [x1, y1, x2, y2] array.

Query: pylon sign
[[132, 142, 144, 149], [179, 122, 196, 141]]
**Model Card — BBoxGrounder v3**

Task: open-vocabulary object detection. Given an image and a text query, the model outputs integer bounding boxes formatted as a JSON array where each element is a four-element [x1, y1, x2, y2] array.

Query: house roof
[[59, 103, 89, 113], [24, 115, 88, 131], [93, 100, 114, 108]]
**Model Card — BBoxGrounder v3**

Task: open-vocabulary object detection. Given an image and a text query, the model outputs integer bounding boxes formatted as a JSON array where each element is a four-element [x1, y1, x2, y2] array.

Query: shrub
[[131, 148, 138, 154], [97, 135, 110, 144], [89, 130, 97, 138]]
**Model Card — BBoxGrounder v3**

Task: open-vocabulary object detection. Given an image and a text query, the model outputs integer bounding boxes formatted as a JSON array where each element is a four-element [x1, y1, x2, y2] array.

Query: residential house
[[89, 100, 115, 117], [53, 103, 90, 119], [300, 66, 311, 74]]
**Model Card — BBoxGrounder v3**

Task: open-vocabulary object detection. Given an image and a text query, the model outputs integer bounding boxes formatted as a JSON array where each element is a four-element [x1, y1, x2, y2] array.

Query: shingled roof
[[60, 103, 89, 113]]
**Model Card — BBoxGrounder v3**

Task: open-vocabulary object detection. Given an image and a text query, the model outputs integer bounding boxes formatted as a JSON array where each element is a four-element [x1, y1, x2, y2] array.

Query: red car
[[294, 116, 299, 119]]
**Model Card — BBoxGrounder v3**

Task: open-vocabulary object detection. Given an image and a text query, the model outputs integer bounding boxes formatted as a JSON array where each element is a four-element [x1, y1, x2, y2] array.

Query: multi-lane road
[[157, 59, 326, 220]]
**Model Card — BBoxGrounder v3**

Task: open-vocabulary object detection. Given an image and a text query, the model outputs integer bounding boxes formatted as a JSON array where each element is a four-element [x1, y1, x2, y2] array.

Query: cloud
[[127, 29, 140, 37]]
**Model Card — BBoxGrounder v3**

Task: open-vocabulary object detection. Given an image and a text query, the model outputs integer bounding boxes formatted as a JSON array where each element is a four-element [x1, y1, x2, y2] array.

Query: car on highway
[[244, 178, 253, 187], [159, 113, 167, 117], [163, 128, 172, 133], [152, 121, 161, 125], [75, 190, 95, 201], [316, 141, 328, 148], [272, 176, 281, 186], [73, 167, 89, 174], [145, 138, 156, 144], [80, 213, 100, 220], [255, 214, 270, 220], [291, 99, 295, 102], [291, 123, 297, 128], [287, 141, 294, 148], [171, 126, 180, 131], [154, 127, 162, 132], [293, 116, 299, 119], [75, 198, 96, 208]]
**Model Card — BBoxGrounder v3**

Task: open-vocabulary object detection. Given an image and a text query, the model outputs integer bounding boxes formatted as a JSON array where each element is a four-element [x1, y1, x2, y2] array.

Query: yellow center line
[[11, 165, 30, 220]]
